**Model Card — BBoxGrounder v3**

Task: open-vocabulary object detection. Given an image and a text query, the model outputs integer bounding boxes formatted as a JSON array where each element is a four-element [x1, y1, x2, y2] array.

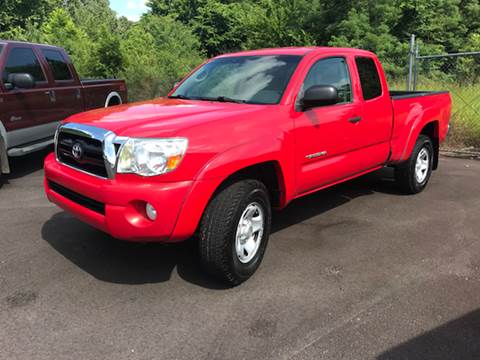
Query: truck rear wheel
[[199, 179, 271, 286], [395, 135, 434, 194]]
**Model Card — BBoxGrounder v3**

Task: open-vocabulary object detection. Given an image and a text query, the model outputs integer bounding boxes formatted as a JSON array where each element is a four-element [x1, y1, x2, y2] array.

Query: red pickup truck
[[0, 40, 127, 179], [44, 47, 451, 285]]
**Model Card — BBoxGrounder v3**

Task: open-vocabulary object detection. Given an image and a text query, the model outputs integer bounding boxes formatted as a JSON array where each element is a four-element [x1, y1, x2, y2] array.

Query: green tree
[[90, 25, 123, 78], [192, 0, 255, 56], [66, 0, 124, 78], [0, 0, 61, 33], [396, 0, 464, 53], [245, 0, 320, 49], [40, 8, 93, 77], [120, 15, 204, 100], [326, 2, 407, 79], [148, 0, 207, 23]]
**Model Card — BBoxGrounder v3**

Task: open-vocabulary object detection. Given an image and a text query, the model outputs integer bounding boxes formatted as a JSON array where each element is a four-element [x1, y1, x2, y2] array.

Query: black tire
[[199, 179, 271, 286], [395, 135, 434, 194], [107, 96, 121, 107]]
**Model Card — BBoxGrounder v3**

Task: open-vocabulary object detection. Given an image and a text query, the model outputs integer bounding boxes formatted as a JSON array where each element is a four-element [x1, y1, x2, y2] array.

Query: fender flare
[[104, 91, 122, 107], [170, 140, 291, 242], [401, 118, 439, 163], [0, 121, 10, 174], [400, 115, 426, 162]]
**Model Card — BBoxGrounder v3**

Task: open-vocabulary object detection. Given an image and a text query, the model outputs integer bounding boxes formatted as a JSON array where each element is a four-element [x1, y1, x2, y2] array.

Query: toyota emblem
[[72, 142, 84, 161]]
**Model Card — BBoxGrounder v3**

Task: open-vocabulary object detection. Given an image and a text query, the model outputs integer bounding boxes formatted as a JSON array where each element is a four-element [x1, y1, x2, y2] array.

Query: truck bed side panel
[[81, 80, 127, 110], [389, 92, 451, 163]]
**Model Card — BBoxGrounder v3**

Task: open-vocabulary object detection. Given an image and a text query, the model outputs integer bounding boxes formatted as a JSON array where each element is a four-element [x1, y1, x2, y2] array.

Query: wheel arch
[[105, 91, 122, 107], [419, 120, 440, 170], [0, 121, 10, 174], [400, 119, 440, 169], [170, 158, 289, 243], [210, 161, 287, 209]]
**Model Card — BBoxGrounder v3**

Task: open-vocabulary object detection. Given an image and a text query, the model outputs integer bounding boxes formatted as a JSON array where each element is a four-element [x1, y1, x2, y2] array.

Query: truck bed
[[80, 79, 127, 110], [390, 90, 449, 100], [80, 79, 124, 86], [389, 90, 451, 164]]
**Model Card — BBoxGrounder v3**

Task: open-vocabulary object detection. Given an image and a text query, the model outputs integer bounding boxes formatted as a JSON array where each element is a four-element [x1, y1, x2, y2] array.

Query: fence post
[[413, 41, 419, 91], [407, 34, 416, 91]]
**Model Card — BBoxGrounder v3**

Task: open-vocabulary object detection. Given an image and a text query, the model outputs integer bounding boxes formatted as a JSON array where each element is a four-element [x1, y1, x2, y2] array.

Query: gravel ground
[[1, 150, 479, 360]]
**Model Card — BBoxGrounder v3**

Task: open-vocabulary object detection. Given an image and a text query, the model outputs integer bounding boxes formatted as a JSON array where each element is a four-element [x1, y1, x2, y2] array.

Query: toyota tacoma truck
[[0, 40, 127, 180], [44, 47, 451, 285]]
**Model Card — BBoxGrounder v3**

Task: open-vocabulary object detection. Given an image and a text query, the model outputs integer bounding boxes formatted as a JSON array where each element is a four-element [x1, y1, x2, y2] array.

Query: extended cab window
[[42, 49, 73, 81], [355, 57, 382, 100], [301, 57, 352, 103], [2, 47, 46, 84]]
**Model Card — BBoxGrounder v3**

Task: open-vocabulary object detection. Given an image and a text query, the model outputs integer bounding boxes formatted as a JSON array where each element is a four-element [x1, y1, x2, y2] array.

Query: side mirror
[[301, 85, 340, 110], [7, 73, 35, 90]]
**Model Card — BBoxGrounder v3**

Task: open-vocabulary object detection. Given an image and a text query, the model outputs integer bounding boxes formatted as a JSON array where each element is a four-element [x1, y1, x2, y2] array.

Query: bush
[[120, 15, 204, 101]]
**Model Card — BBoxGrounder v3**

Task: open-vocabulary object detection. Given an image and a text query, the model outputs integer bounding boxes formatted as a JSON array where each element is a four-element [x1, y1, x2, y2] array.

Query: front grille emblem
[[72, 142, 84, 161]]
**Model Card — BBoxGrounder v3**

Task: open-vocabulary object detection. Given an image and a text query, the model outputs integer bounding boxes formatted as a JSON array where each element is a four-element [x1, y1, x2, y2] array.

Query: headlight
[[117, 138, 188, 176]]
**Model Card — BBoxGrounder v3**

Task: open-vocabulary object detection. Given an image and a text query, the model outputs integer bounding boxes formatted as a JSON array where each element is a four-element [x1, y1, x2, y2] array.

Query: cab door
[[352, 56, 393, 153], [293, 56, 363, 195], [1, 46, 58, 147], [39, 48, 84, 121]]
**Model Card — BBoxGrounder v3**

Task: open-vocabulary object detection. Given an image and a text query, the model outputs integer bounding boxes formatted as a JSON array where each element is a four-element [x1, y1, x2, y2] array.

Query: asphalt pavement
[[1, 149, 480, 360]]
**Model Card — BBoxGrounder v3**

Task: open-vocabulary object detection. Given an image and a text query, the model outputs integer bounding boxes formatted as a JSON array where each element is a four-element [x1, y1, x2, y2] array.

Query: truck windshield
[[170, 55, 302, 105], [0, 45, 3, 55]]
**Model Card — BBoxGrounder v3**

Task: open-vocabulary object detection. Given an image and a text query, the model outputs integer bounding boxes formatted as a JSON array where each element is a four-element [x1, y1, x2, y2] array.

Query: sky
[[109, 0, 149, 22]]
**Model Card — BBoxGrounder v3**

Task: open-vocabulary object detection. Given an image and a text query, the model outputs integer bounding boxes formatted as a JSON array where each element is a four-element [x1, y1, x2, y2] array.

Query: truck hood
[[66, 97, 270, 138]]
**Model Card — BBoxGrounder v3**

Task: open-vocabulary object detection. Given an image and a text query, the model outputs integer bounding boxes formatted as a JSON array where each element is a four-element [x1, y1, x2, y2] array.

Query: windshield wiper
[[212, 96, 247, 104], [168, 94, 192, 100], [193, 96, 247, 104], [169, 95, 247, 103]]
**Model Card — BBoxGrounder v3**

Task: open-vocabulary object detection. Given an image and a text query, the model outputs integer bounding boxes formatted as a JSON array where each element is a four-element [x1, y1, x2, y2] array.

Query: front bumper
[[44, 153, 193, 242]]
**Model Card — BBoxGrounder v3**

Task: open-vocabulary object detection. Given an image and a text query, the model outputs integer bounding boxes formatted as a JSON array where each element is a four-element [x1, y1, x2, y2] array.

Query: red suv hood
[[65, 97, 268, 138]]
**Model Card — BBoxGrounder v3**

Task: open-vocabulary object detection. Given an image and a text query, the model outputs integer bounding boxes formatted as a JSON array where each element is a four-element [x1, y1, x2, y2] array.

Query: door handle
[[45, 90, 56, 103], [348, 116, 362, 124]]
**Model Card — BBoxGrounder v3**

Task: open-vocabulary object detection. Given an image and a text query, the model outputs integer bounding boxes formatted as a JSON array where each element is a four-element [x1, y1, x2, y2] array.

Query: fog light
[[145, 203, 157, 221]]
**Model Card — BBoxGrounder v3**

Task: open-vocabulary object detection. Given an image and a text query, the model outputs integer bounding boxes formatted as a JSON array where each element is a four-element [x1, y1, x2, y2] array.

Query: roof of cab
[[216, 46, 376, 58], [0, 40, 63, 49]]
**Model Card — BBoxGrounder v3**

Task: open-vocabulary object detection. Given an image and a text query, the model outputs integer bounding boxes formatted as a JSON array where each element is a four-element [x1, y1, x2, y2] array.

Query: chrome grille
[[55, 123, 121, 179], [57, 132, 107, 178]]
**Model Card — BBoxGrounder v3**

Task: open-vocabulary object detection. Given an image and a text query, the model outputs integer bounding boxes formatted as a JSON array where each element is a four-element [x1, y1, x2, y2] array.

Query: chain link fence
[[381, 35, 480, 150]]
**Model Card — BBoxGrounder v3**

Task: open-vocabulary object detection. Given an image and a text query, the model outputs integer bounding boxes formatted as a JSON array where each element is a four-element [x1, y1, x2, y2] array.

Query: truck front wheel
[[199, 179, 271, 286], [395, 135, 434, 194]]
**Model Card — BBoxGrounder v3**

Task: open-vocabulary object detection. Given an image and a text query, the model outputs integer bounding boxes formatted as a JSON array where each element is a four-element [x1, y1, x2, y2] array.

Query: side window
[[2, 47, 46, 84], [42, 49, 73, 81], [355, 57, 382, 100], [301, 57, 352, 103]]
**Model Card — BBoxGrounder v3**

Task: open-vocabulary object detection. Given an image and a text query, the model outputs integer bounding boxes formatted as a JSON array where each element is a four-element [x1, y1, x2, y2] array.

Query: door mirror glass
[[301, 85, 339, 109], [8, 73, 35, 89]]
